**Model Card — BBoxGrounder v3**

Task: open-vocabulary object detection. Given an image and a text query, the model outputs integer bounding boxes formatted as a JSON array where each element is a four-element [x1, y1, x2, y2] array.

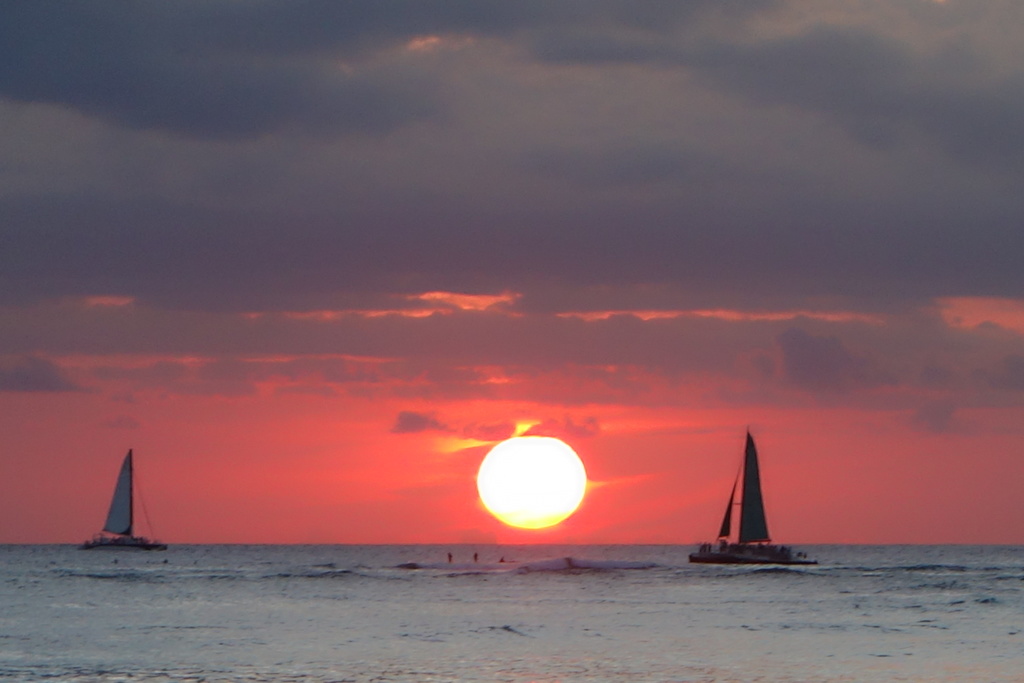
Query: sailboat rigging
[[689, 432, 814, 565], [81, 450, 167, 551]]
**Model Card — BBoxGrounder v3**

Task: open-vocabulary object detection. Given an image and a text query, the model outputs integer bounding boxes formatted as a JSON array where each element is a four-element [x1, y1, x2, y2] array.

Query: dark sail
[[689, 431, 816, 565], [738, 433, 770, 543], [717, 474, 738, 538]]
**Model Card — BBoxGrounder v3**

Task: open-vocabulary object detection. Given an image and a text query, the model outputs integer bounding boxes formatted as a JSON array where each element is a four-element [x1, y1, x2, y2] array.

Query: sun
[[476, 436, 588, 529]]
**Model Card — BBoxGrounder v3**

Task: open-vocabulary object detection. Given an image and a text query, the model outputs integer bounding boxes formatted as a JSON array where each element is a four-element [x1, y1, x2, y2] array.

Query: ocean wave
[[395, 557, 657, 573], [395, 560, 525, 573], [263, 569, 355, 580], [739, 566, 819, 576], [900, 564, 971, 572], [54, 569, 167, 583], [516, 557, 658, 573], [846, 564, 1007, 575], [474, 624, 532, 637]]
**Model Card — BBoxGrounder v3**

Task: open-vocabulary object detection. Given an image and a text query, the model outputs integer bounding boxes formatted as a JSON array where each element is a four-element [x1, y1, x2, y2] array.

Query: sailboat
[[81, 450, 167, 551], [689, 432, 815, 565]]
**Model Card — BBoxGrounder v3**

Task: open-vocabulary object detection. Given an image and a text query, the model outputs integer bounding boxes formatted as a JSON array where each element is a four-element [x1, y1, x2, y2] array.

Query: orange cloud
[[404, 34, 475, 53], [268, 309, 441, 321], [938, 297, 1024, 336], [557, 308, 884, 324], [240, 291, 522, 322], [83, 295, 136, 308], [410, 291, 521, 312]]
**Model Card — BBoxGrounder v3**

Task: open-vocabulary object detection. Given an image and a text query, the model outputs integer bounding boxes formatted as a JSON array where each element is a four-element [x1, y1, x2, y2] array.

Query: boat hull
[[80, 536, 167, 551], [689, 551, 816, 565]]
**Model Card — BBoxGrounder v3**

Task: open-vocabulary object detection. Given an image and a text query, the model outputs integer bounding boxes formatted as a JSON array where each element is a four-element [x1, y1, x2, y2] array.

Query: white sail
[[102, 450, 133, 536]]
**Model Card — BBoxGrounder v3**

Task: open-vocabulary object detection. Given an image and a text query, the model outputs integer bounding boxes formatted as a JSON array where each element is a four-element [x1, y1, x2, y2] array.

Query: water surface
[[1, 544, 1021, 681]]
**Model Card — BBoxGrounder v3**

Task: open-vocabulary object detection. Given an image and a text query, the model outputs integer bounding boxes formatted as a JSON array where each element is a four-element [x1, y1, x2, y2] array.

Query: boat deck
[[689, 551, 816, 565]]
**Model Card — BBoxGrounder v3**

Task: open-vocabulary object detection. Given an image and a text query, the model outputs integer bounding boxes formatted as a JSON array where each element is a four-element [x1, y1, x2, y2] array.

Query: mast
[[127, 449, 134, 537], [738, 432, 770, 543]]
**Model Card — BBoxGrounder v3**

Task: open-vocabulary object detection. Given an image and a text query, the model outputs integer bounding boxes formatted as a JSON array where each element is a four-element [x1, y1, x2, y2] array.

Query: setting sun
[[476, 436, 588, 529]]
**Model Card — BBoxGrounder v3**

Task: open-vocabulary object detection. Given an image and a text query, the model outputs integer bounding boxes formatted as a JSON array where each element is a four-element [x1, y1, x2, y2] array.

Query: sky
[[3, 0, 1024, 545]]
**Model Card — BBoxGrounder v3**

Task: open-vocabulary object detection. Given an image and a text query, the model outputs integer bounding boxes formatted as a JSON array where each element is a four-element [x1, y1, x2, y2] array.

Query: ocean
[[0, 544, 1021, 682]]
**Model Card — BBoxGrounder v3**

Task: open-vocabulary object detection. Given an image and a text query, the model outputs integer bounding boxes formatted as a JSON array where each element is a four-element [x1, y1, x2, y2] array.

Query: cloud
[[0, 356, 80, 392], [0, 2, 765, 141], [986, 354, 1024, 392], [695, 25, 1024, 169], [523, 416, 601, 440], [919, 363, 956, 389], [526, 6, 1024, 171], [390, 410, 449, 434], [463, 421, 517, 442], [909, 400, 960, 434], [776, 328, 889, 393], [0, 3, 442, 140], [1, 2, 1024, 320]]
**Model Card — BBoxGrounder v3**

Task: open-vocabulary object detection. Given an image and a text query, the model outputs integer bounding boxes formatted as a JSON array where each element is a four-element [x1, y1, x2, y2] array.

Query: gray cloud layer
[[2, 1, 1022, 312], [0, 356, 80, 392]]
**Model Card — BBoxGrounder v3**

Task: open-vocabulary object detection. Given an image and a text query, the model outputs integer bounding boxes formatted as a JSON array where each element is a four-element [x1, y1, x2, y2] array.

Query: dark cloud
[[0, 356, 80, 392], [750, 353, 776, 379], [777, 328, 890, 393], [0, 1, 764, 140], [95, 361, 189, 384], [0, 299, 971, 396], [0, 3, 441, 139], [390, 410, 449, 434], [523, 143, 716, 187], [919, 364, 956, 389], [986, 354, 1024, 392], [527, 8, 1024, 171], [4, 189, 1023, 314], [93, 358, 258, 397], [0, 1, 1023, 317], [462, 422, 517, 442], [274, 385, 340, 398], [88, 355, 419, 398], [909, 400, 959, 434], [696, 26, 1024, 169], [523, 416, 600, 440]]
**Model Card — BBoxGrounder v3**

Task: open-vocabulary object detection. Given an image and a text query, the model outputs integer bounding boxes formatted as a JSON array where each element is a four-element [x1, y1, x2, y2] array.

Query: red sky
[[3, 293, 1024, 544], [3, 2, 1024, 544]]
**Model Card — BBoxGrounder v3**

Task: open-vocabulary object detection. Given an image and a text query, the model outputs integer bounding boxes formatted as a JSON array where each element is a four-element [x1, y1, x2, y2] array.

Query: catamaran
[[81, 449, 167, 551], [689, 432, 815, 565]]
